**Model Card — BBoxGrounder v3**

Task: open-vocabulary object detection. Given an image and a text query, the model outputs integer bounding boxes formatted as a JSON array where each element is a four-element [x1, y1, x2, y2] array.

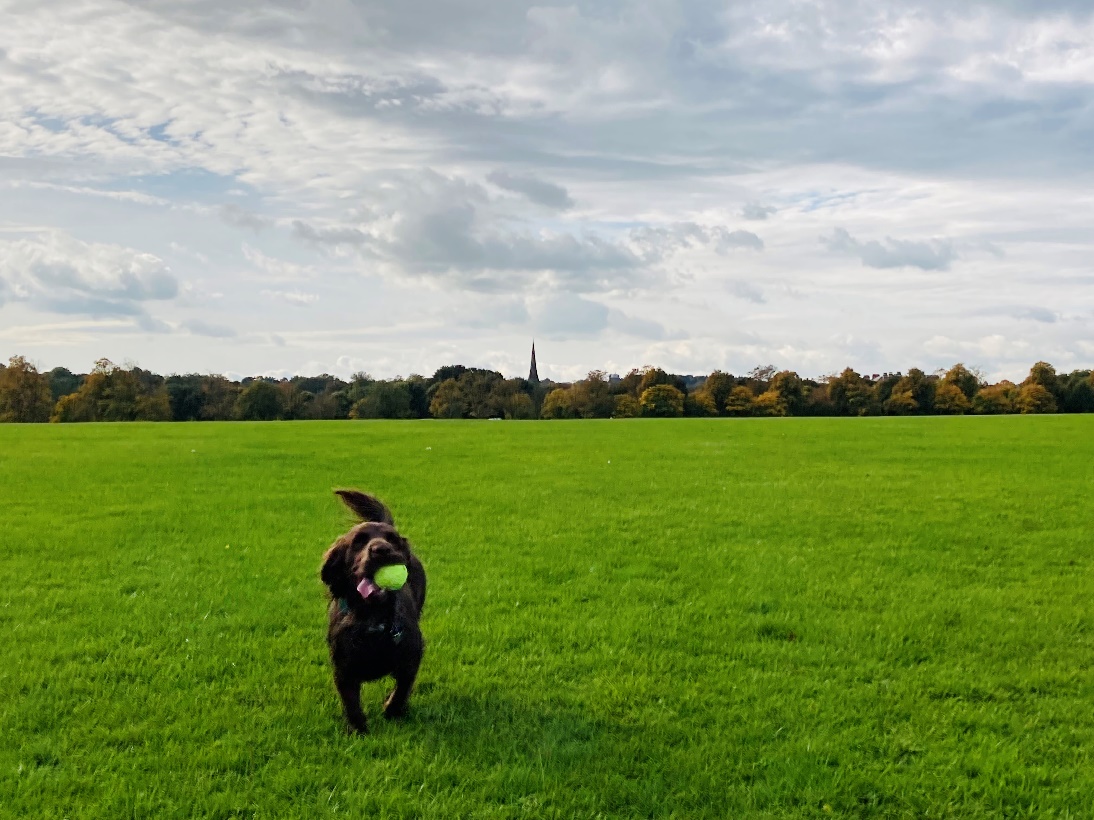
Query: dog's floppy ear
[[321, 541, 351, 595], [335, 489, 395, 525]]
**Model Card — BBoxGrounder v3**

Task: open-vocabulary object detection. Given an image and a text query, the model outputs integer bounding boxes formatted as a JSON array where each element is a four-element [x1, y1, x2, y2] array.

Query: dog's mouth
[[356, 577, 383, 601]]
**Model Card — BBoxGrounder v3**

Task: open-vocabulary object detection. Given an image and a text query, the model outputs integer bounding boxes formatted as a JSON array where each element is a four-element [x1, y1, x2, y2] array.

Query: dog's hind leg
[[335, 673, 369, 734], [383, 653, 421, 719]]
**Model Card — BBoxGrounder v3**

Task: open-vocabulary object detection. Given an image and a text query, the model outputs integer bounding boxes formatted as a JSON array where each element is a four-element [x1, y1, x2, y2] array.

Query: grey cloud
[[531, 294, 610, 339], [291, 220, 369, 247], [184, 319, 237, 338], [823, 227, 957, 271], [221, 203, 270, 232], [741, 203, 777, 221], [630, 223, 764, 257], [726, 280, 766, 304], [607, 309, 674, 341], [487, 170, 574, 209]]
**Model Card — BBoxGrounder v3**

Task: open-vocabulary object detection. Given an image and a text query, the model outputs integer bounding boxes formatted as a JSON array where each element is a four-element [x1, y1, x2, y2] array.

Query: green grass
[[1, 417, 1092, 818]]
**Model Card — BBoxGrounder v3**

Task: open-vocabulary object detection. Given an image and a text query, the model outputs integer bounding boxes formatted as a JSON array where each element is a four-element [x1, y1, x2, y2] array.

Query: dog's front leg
[[335, 672, 368, 734], [383, 651, 421, 719]]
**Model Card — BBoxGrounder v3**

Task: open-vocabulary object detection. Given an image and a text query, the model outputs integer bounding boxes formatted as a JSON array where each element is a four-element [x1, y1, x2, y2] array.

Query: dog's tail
[[335, 489, 395, 525]]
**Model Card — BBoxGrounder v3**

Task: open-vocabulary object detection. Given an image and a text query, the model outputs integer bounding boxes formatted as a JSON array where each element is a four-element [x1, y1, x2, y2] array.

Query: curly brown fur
[[321, 490, 426, 734]]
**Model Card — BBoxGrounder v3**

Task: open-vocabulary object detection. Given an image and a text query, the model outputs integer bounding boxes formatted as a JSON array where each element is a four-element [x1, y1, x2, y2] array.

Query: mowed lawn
[[1, 417, 1092, 818]]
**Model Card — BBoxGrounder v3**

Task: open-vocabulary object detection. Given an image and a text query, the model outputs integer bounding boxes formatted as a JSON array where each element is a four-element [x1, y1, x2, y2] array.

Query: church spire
[[528, 341, 540, 384]]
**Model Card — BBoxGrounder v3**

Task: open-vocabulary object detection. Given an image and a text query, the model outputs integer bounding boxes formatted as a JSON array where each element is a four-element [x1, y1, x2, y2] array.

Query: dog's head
[[321, 490, 413, 604]]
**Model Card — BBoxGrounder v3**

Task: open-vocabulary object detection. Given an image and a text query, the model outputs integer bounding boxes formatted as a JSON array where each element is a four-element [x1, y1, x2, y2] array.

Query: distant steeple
[[528, 342, 540, 384]]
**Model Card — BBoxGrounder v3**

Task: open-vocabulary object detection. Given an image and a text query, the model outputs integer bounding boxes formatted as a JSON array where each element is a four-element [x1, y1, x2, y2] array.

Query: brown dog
[[320, 490, 426, 734]]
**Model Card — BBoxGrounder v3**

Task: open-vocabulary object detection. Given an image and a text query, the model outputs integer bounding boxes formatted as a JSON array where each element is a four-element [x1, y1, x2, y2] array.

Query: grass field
[[1, 417, 1092, 818]]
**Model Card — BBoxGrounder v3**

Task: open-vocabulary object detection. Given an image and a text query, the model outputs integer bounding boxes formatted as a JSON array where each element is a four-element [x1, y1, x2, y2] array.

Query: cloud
[[486, 170, 574, 209], [221, 204, 270, 232], [530, 294, 610, 338], [183, 319, 237, 338], [0, 231, 178, 317], [741, 203, 777, 221], [823, 227, 957, 271], [607, 308, 674, 340], [261, 288, 318, 306]]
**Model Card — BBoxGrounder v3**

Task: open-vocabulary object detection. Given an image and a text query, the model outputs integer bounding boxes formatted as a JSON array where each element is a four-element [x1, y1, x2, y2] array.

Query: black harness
[[337, 598, 405, 645]]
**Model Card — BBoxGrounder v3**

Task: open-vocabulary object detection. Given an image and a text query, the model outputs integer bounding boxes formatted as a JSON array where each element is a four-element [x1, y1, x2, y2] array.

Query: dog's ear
[[335, 489, 395, 525], [321, 541, 351, 595]]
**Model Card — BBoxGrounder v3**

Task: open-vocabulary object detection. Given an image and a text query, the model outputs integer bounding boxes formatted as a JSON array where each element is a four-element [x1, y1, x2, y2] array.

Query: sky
[[1, 0, 1092, 383]]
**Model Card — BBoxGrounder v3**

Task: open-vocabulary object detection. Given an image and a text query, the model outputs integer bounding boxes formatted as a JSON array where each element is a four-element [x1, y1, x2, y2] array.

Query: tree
[[890, 368, 934, 414], [166, 374, 206, 421], [685, 390, 718, 417], [613, 394, 640, 418], [540, 388, 578, 419], [973, 382, 1016, 415], [639, 384, 684, 417], [933, 381, 971, 415], [201, 375, 239, 420], [47, 367, 82, 402], [0, 356, 52, 422], [944, 363, 981, 401], [765, 370, 805, 415], [351, 381, 413, 419], [700, 371, 735, 413], [724, 386, 755, 417], [569, 371, 615, 418], [827, 369, 874, 416], [1024, 361, 1058, 393], [236, 380, 283, 421], [1015, 383, 1057, 414], [884, 389, 918, 415], [429, 379, 465, 419], [752, 390, 786, 417]]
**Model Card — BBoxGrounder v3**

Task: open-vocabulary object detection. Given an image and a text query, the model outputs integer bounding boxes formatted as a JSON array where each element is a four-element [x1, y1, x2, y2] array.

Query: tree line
[[0, 356, 1092, 423]]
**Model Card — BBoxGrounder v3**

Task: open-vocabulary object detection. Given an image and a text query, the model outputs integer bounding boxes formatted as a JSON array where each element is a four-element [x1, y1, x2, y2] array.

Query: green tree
[[700, 371, 735, 413], [766, 370, 805, 415], [1024, 361, 1058, 393], [890, 368, 934, 414], [201, 375, 240, 420], [540, 387, 578, 419], [0, 356, 53, 422], [613, 394, 640, 418], [639, 384, 684, 417], [47, 367, 82, 402], [236, 380, 283, 421], [351, 381, 413, 419]]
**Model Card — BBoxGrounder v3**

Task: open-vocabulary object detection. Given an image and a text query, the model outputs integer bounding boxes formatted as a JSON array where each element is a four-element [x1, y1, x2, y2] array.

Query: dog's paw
[[383, 699, 409, 720]]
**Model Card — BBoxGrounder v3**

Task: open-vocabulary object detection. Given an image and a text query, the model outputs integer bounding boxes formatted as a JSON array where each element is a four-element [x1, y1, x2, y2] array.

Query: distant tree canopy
[[2, 355, 1092, 423]]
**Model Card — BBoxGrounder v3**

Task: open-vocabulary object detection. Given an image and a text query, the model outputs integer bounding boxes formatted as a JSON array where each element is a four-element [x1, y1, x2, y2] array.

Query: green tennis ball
[[374, 563, 408, 590]]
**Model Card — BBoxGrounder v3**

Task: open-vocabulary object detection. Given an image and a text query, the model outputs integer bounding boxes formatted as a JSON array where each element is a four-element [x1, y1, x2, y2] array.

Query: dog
[[320, 489, 426, 734]]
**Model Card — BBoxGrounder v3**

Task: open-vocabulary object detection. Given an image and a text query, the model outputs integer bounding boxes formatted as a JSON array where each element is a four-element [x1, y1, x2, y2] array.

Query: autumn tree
[[973, 382, 1016, 414], [429, 379, 466, 419], [639, 384, 684, 417], [613, 394, 641, 418], [569, 371, 615, 418], [1015, 383, 1057, 414], [933, 381, 971, 415], [760, 370, 805, 416], [943, 363, 981, 401], [724, 385, 755, 417], [0, 356, 52, 422]]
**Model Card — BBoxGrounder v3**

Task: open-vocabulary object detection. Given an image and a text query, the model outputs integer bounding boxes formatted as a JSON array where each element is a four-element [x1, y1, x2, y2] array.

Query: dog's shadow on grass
[[347, 680, 660, 796]]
